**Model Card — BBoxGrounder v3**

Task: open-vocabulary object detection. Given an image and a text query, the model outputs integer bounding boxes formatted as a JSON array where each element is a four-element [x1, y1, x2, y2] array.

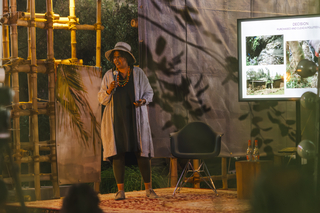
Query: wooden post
[[170, 158, 178, 187], [30, 0, 41, 200], [9, 0, 22, 187], [95, 0, 101, 67], [2, 0, 10, 79], [26, 0, 35, 189], [193, 159, 200, 188], [69, 0, 77, 60], [3, 25, 10, 86], [221, 157, 228, 189], [47, 0, 60, 199], [93, 0, 102, 192]]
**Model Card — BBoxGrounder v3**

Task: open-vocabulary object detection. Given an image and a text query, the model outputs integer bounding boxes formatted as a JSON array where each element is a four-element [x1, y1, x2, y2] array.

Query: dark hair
[[110, 50, 135, 68], [60, 184, 103, 213]]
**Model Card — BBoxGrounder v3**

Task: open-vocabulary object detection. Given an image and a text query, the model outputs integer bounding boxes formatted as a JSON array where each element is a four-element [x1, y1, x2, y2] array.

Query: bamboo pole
[[2, 25, 10, 60], [53, 23, 102, 31], [221, 157, 228, 189], [21, 140, 56, 150], [3, 26, 10, 86], [3, 62, 47, 73], [27, 0, 31, 60], [2, 0, 10, 72], [93, 0, 102, 192], [170, 158, 178, 187], [9, 0, 22, 184], [1, 0, 10, 181], [22, 12, 60, 20], [30, 0, 41, 200], [18, 108, 50, 117], [69, 0, 77, 60], [54, 17, 79, 23], [47, 0, 60, 199], [16, 19, 46, 28], [96, 0, 101, 67], [2, 174, 51, 184], [46, 1, 54, 60], [193, 159, 200, 188], [3, 0, 11, 83], [26, 0, 34, 189]]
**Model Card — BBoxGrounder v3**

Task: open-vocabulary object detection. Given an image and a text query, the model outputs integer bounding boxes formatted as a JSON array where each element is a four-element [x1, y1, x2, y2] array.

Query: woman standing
[[98, 42, 158, 200]]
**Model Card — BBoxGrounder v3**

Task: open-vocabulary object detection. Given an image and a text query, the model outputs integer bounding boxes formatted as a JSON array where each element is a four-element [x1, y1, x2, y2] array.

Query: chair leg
[[179, 161, 197, 189], [191, 161, 218, 195], [173, 159, 191, 196], [172, 160, 219, 196], [202, 162, 218, 195]]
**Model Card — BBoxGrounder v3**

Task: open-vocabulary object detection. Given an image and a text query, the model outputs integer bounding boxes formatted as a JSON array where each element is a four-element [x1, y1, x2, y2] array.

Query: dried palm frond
[[56, 65, 101, 153]]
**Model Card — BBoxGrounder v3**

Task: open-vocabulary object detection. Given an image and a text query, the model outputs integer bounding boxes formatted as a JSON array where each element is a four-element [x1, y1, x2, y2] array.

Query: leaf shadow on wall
[[139, 0, 297, 158]]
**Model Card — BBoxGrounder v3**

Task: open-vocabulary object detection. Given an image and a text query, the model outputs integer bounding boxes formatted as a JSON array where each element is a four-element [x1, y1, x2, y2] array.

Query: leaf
[[194, 74, 203, 88], [261, 127, 272, 131], [183, 101, 192, 110], [263, 145, 273, 155], [264, 139, 273, 144], [171, 114, 187, 130], [238, 113, 249, 121], [201, 105, 211, 113], [155, 36, 167, 56], [286, 120, 296, 125], [267, 112, 280, 124], [279, 123, 289, 136], [162, 120, 173, 130], [151, 0, 162, 12], [251, 128, 260, 137], [274, 109, 284, 116], [196, 85, 209, 97], [252, 103, 269, 112], [252, 116, 263, 125], [162, 102, 173, 113], [288, 132, 296, 142]]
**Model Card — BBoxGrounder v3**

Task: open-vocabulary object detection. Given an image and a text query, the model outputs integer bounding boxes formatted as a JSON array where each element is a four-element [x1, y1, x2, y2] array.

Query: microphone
[[112, 70, 118, 93]]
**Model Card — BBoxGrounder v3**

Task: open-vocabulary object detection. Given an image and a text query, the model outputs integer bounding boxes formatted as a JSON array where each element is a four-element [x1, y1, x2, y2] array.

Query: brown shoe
[[146, 189, 159, 199], [115, 190, 125, 200]]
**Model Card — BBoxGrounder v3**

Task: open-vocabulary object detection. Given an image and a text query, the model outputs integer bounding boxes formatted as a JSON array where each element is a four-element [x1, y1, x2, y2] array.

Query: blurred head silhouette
[[251, 167, 318, 213], [60, 184, 103, 213]]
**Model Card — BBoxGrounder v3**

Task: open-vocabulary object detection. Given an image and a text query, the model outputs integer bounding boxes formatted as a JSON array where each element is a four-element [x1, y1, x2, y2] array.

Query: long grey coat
[[98, 67, 154, 160]]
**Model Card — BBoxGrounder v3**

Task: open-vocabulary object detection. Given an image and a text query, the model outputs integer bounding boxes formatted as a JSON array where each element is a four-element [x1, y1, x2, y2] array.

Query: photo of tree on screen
[[286, 40, 319, 89], [246, 67, 284, 95], [246, 35, 284, 66]]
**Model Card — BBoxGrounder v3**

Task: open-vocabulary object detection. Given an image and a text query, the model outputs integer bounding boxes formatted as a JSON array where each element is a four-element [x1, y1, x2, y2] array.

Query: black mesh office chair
[[170, 121, 223, 196]]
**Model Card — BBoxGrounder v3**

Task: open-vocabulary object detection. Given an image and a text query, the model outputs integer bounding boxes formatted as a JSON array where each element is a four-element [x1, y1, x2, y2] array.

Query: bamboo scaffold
[[0, 0, 102, 200]]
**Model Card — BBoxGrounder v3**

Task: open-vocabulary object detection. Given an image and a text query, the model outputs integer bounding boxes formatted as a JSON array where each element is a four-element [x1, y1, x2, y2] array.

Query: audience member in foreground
[[251, 167, 318, 213], [60, 184, 103, 213]]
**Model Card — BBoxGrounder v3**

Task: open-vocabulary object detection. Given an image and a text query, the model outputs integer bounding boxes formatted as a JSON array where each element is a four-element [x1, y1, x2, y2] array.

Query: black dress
[[113, 71, 139, 154]]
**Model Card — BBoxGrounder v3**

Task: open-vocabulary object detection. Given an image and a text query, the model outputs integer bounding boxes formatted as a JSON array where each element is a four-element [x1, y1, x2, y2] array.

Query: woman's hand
[[134, 99, 146, 107], [106, 81, 118, 94]]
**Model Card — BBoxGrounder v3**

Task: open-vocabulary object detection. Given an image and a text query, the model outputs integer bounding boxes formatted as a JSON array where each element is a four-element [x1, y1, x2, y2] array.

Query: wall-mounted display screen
[[238, 15, 320, 101]]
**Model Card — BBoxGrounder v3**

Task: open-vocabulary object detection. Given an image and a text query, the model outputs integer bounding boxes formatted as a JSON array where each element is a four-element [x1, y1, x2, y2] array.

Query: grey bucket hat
[[105, 42, 136, 63]]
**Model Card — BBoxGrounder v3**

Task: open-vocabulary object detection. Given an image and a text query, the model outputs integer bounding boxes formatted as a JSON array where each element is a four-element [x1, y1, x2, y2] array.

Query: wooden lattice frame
[[1, 0, 102, 200]]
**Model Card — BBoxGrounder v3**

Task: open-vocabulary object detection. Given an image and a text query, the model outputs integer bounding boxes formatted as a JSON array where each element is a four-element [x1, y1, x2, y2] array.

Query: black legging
[[112, 152, 151, 184]]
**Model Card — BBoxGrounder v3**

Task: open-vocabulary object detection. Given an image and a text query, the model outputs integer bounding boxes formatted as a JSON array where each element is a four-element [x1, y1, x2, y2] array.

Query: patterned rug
[[7, 188, 251, 213]]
